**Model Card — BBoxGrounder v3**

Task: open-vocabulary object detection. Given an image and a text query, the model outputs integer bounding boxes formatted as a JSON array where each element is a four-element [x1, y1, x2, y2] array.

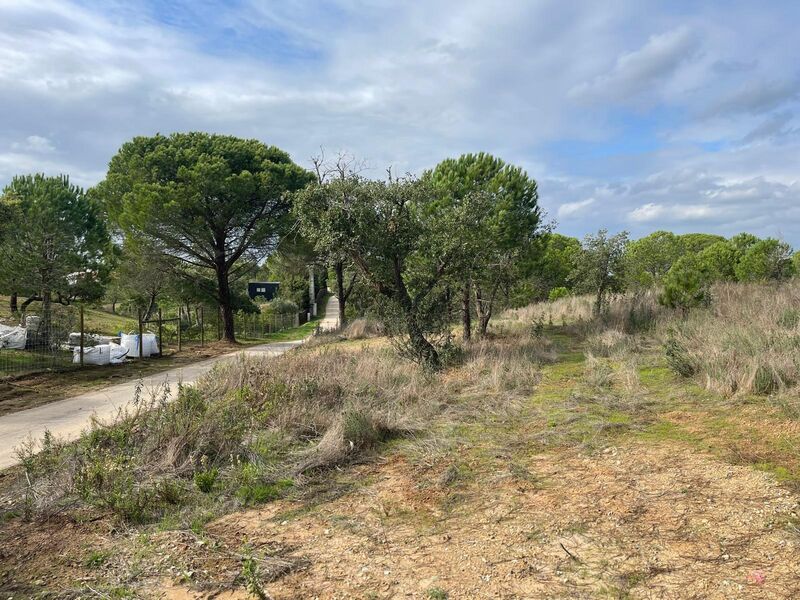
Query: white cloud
[[569, 25, 701, 103], [11, 135, 55, 153], [629, 202, 714, 223], [557, 197, 595, 218]]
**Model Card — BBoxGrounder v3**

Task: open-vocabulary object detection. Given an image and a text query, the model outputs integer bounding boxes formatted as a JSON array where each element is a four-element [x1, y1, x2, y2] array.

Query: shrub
[[548, 287, 570, 302], [193, 468, 218, 493], [261, 298, 299, 316], [659, 255, 710, 316], [663, 337, 696, 378]]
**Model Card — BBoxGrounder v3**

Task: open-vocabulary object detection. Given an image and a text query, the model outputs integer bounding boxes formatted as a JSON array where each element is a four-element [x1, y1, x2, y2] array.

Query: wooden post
[[200, 306, 205, 347], [177, 312, 182, 352], [138, 309, 144, 360], [79, 305, 85, 367], [158, 309, 163, 356]]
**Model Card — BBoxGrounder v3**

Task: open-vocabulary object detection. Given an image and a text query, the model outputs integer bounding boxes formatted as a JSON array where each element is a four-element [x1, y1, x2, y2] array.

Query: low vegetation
[[3, 278, 800, 597]]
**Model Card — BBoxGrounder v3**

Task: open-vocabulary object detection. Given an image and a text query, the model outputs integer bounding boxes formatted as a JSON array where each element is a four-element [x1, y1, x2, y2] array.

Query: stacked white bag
[[0, 323, 26, 350], [73, 342, 129, 365], [120, 333, 159, 358]]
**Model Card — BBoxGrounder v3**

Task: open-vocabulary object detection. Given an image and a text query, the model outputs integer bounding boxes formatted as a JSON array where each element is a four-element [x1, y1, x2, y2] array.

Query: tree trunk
[[594, 287, 603, 317], [9, 291, 18, 313], [215, 263, 236, 343], [20, 296, 39, 311], [40, 289, 52, 349], [111, 299, 116, 314], [462, 281, 472, 342], [143, 292, 157, 322], [474, 284, 493, 338], [334, 261, 346, 327], [406, 313, 440, 370]]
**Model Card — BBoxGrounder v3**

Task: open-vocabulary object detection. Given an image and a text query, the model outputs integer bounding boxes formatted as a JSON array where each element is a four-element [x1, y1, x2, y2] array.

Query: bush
[[261, 298, 299, 316], [548, 287, 570, 302], [659, 255, 710, 316], [663, 337, 696, 378], [194, 467, 218, 493]]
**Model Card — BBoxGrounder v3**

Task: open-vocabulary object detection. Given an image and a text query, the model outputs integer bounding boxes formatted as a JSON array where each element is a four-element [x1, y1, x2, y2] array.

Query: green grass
[[238, 293, 331, 343]]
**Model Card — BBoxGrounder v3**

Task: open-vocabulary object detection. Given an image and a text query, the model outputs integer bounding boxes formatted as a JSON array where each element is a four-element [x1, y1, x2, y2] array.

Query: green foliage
[[734, 238, 794, 282], [83, 549, 110, 568], [0, 174, 112, 306], [659, 255, 710, 314], [548, 287, 570, 302], [241, 554, 269, 600], [426, 588, 449, 599], [663, 337, 696, 378], [697, 240, 738, 281], [571, 229, 629, 316], [259, 231, 320, 313], [236, 478, 293, 506], [425, 152, 542, 335], [295, 176, 483, 369], [261, 298, 299, 316], [193, 468, 218, 493], [678, 233, 725, 253], [95, 132, 313, 341], [625, 230, 684, 288], [522, 233, 581, 302]]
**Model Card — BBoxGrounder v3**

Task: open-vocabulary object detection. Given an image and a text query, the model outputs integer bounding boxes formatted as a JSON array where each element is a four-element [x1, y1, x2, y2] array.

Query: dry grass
[[340, 317, 384, 339], [662, 281, 800, 396], [4, 328, 555, 525], [503, 289, 663, 336]]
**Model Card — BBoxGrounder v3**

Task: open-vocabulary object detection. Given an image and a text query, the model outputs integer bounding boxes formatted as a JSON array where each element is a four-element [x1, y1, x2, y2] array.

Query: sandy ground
[[117, 440, 800, 600]]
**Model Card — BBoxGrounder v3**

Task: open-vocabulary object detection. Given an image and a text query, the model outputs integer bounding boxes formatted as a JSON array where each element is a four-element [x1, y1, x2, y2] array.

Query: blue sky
[[1, 0, 799, 244]]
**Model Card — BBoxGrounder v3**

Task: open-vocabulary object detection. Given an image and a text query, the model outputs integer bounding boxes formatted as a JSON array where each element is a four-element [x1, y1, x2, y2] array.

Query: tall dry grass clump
[[662, 281, 800, 396], [504, 289, 662, 334]]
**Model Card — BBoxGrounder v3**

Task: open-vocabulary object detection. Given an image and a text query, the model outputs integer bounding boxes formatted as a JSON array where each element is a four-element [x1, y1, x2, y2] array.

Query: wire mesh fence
[[0, 305, 81, 377], [0, 304, 305, 378]]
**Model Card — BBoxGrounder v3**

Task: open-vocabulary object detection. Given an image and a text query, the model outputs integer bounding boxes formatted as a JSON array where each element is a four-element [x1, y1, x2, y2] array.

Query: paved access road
[[0, 339, 304, 470]]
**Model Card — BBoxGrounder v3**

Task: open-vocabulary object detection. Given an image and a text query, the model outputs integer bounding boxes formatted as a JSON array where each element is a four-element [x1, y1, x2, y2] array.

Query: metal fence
[[0, 304, 305, 378]]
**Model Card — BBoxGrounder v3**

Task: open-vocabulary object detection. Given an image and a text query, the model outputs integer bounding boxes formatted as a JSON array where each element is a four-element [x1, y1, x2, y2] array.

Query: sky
[[1, 0, 799, 244]]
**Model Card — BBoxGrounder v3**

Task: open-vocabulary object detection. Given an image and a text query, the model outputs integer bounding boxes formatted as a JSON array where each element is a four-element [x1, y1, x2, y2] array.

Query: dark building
[[247, 281, 280, 301]]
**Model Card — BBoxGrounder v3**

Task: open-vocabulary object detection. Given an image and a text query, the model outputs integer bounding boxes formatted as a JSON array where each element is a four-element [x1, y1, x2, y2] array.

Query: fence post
[[200, 306, 205, 347], [79, 305, 85, 367], [158, 308, 163, 356], [178, 311, 182, 352], [138, 309, 144, 360]]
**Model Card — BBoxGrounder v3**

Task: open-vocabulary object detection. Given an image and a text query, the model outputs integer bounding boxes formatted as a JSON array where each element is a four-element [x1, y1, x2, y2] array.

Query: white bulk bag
[[143, 333, 159, 355], [74, 344, 111, 365], [25, 316, 40, 332], [74, 342, 129, 365], [109, 342, 129, 364], [0, 324, 27, 350], [120, 333, 158, 358]]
